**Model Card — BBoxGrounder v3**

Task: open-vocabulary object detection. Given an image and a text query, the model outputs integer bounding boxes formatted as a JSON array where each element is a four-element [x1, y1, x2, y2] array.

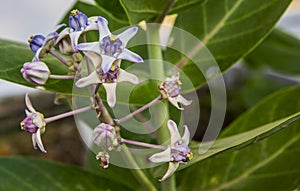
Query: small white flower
[[75, 52, 139, 107], [21, 61, 50, 85], [20, 93, 47, 153], [159, 73, 192, 110], [76, 16, 143, 73], [93, 123, 119, 151], [149, 120, 193, 181]]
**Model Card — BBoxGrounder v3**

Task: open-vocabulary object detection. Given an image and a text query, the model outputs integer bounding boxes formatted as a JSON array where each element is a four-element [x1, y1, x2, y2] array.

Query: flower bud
[[21, 61, 50, 85], [93, 123, 118, 151], [69, 9, 88, 32], [58, 37, 75, 55]]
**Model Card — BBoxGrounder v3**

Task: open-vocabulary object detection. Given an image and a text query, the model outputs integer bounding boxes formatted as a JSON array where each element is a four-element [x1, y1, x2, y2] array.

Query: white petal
[[117, 27, 138, 47], [148, 148, 171, 163], [167, 120, 181, 145], [25, 93, 36, 113], [75, 71, 101, 88], [85, 22, 98, 31], [101, 55, 116, 73], [76, 42, 101, 53], [168, 97, 183, 110], [103, 83, 117, 107], [32, 134, 37, 149], [83, 52, 102, 68], [25, 109, 31, 116], [36, 129, 47, 153], [32, 48, 42, 62], [69, 31, 83, 48], [118, 69, 139, 84], [182, 125, 190, 144], [97, 16, 111, 40], [177, 95, 192, 106], [33, 113, 45, 128], [55, 27, 70, 45], [159, 162, 179, 181], [118, 49, 143, 63]]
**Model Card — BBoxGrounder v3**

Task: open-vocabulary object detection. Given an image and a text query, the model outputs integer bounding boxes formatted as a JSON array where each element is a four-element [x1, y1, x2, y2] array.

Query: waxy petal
[[70, 31, 83, 49], [118, 48, 143, 63], [148, 148, 171, 163], [76, 42, 101, 53], [182, 125, 190, 144], [117, 27, 138, 47], [84, 51, 102, 68], [76, 71, 101, 87], [103, 83, 117, 107], [168, 97, 183, 110], [160, 162, 179, 181], [118, 69, 139, 84], [98, 16, 111, 40], [167, 120, 181, 145], [55, 27, 70, 45], [101, 55, 116, 73], [35, 129, 47, 153], [25, 93, 36, 113], [177, 95, 192, 106]]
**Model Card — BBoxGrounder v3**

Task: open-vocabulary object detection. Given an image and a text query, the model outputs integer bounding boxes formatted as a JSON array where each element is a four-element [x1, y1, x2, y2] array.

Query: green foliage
[[0, 157, 131, 191]]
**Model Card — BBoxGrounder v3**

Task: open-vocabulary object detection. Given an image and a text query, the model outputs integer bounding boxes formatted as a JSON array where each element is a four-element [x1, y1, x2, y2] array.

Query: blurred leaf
[[169, 0, 292, 90], [94, 0, 128, 22], [120, 0, 207, 24], [244, 28, 300, 75], [177, 85, 300, 190], [0, 157, 131, 191]]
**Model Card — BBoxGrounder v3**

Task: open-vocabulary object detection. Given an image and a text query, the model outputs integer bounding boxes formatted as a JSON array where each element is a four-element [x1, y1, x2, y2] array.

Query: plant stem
[[49, 48, 68, 66], [122, 144, 158, 191], [117, 96, 161, 123], [44, 105, 92, 123], [49, 74, 75, 80], [147, 24, 176, 191], [121, 138, 167, 150]]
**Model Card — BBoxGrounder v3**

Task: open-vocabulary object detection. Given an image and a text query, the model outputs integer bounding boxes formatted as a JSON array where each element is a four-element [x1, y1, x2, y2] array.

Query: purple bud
[[21, 61, 50, 85], [28, 35, 46, 53], [20, 112, 45, 134], [69, 9, 88, 32]]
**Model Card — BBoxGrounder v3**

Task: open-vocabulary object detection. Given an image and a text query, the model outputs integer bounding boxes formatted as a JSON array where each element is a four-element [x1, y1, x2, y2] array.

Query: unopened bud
[[21, 61, 50, 85]]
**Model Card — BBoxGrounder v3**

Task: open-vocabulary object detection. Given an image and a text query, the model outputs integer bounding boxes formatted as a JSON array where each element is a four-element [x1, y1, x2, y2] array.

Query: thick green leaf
[[177, 85, 300, 190], [245, 28, 300, 75], [94, 0, 128, 22], [0, 157, 131, 191], [120, 0, 207, 24], [169, 0, 292, 90]]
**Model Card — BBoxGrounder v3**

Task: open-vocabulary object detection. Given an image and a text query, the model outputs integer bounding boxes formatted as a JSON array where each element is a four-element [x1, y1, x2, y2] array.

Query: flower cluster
[[19, 9, 193, 182]]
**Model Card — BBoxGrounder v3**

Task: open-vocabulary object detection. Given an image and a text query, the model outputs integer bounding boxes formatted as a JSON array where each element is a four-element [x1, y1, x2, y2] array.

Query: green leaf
[[0, 157, 131, 191], [120, 0, 207, 24], [170, 0, 292, 90], [94, 0, 128, 22], [177, 85, 300, 190], [244, 28, 300, 75]]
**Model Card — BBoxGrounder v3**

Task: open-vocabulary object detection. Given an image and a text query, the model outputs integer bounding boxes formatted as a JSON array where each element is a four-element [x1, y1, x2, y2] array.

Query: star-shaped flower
[[29, 24, 65, 61], [20, 93, 47, 153], [149, 120, 193, 181], [56, 9, 98, 53], [76, 16, 143, 73], [75, 52, 139, 107], [159, 73, 192, 110]]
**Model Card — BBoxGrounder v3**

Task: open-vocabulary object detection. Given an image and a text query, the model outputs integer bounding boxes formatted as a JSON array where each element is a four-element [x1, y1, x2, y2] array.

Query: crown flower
[[21, 61, 51, 85]]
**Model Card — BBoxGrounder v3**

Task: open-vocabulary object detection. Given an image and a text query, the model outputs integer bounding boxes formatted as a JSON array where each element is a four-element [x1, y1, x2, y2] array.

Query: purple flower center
[[100, 36, 123, 57], [28, 35, 45, 53], [69, 9, 88, 32], [21, 115, 39, 134], [97, 64, 120, 83], [171, 141, 192, 162], [162, 80, 181, 98]]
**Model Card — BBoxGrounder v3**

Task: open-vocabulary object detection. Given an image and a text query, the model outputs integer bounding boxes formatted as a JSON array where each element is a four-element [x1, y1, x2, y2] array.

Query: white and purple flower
[[20, 94, 47, 153], [75, 52, 139, 107], [149, 120, 193, 181], [76, 16, 143, 73]]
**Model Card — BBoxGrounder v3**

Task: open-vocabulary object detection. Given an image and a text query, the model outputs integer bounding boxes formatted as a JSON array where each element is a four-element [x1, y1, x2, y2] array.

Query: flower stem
[[49, 74, 75, 80], [117, 96, 161, 124], [122, 144, 158, 191], [49, 48, 68, 66], [82, 34, 91, 74], [121, 138, 166, 150], [44, 105, 92, 123], [147, 24, 176, 191]]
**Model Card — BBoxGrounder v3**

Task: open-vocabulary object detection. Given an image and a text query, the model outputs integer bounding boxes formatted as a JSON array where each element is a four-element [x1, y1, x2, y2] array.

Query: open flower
[[159, 73, 192, 110], [29, 24, 65, 61], [55, 9, 98, 53], [75, 52, 139, 107], [21, 61, 50, 85], [149, 120, 193, 181], [20, 94, 47, 153], [76, 16, 143, 73], [93, 123, 119, 151]]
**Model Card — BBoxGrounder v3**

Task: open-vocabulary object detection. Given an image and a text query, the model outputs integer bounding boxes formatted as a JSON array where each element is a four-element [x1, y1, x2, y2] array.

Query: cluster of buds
[[19, 9, 194, 181]]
